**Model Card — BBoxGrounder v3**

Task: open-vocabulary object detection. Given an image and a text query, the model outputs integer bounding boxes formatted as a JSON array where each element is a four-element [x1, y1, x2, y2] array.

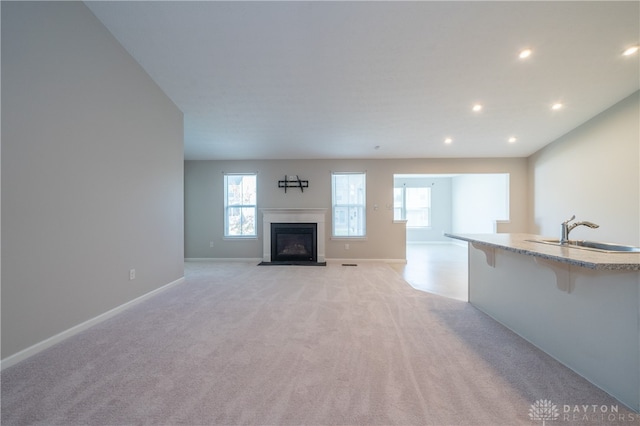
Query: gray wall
[[185, 158, 528, 260], [528, 91, 639, 245], [1, 2, 184, 359]]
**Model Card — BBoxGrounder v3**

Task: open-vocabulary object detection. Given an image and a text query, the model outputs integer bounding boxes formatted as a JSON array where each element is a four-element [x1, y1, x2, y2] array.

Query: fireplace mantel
[[261, 208, 327, 263]]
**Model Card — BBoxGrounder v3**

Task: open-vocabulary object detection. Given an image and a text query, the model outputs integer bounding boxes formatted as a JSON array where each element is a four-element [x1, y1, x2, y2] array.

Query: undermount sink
[[528, 238, 640, 253]]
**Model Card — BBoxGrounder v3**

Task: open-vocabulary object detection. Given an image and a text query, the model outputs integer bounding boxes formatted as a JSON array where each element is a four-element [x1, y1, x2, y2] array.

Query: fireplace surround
[[260, 208, 327, 264]]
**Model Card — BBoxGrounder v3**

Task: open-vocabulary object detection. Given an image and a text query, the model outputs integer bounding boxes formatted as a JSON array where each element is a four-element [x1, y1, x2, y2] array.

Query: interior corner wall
[[185, 157, 528, 260], [1, 2, 184, 360], [528, 91, 639, 246], [451, 174, 509, 234]]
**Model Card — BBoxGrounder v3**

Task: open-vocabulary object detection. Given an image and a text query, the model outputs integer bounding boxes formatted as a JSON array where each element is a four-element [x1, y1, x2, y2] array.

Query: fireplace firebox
[[271, 223, 317, 262], [260, 208, 327, 265]]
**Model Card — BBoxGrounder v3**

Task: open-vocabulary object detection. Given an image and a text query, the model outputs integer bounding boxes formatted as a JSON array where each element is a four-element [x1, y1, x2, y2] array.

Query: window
[[224, 173, 257, 237], [394, 186, 431, 227], [332, 172, 366, 237]]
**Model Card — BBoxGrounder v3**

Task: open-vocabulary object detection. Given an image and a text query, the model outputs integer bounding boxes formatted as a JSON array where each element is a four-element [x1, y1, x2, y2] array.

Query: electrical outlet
[[129, 269, 136, 280], [345, 243, 350, 250], [210, 241, 214, 248]]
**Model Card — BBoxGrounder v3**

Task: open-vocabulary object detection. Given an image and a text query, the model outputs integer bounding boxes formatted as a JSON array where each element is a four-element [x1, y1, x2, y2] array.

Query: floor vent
[[342, 263, 358, 267]]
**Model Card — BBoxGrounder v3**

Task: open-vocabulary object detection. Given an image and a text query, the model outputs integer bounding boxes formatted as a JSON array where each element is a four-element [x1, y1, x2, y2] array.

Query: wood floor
[[391, 242, 468, 301]]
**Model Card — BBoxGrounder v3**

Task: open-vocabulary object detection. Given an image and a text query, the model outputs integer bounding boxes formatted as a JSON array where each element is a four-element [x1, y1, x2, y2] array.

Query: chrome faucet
[[560, 215, 599, 244]]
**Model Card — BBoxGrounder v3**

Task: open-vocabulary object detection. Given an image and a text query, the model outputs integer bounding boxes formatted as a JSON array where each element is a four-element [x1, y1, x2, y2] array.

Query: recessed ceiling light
[[551, 103, 563, 110], [519, 48, 532, 59], [472, 104, 483, 112], [508, 137, 517, 143], [444, 137, 453, 144], [623, 45, 639, 56]]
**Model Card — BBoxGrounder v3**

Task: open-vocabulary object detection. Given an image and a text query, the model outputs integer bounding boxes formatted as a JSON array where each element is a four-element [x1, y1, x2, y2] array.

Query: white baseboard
[[185, 258, 262, 263], [326, 258, 407, 265], [407, 241, 454, 245], [185, 258, 407, 264], [450, 239, 468, 248], [1, 276, 185, 371]]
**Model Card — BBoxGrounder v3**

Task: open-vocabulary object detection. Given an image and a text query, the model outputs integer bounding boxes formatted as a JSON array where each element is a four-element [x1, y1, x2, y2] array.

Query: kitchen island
[[446, 233, 640, 412]]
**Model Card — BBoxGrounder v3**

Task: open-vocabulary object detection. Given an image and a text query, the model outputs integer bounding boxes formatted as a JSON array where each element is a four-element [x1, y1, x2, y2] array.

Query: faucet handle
[[563, 214, 576, 225]]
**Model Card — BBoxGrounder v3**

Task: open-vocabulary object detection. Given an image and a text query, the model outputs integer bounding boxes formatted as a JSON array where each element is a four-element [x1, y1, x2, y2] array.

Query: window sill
[[223, 236, 258, 241], [331, 236, 367, 241]]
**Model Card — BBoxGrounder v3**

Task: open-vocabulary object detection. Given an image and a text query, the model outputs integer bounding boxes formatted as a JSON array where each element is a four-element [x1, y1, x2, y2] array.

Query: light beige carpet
[[1, 261, 634, 425]]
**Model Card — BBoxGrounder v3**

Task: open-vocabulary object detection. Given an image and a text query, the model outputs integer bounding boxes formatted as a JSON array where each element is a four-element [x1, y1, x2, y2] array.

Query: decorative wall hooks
[[278, 175, 309, 193]]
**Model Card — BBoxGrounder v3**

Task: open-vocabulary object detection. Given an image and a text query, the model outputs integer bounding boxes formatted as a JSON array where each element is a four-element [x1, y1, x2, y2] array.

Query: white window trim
[[331, 171, 367, 238], [394, 185, 432, 228], [224, 172, 258, 238]]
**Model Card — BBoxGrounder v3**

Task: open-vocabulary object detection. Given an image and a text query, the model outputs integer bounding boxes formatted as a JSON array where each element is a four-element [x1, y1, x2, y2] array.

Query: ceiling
[[85, 1, 639, 160]]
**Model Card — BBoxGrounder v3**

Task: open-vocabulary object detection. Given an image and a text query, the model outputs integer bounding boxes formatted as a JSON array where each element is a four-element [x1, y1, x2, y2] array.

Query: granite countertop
[[445, 233, 640, 271]]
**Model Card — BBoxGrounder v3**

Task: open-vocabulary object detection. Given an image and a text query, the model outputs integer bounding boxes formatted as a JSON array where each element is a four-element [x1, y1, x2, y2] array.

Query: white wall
[[185, 158, 527, 260], [528, 91, 639, 245], [452, 174, 509, 234], [1, 2, 184, 359]]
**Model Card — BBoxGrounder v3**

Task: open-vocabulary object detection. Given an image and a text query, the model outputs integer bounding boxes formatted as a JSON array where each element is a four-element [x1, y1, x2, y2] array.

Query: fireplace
[[260, 208, 327, 264], [271, 223, 317, 262]]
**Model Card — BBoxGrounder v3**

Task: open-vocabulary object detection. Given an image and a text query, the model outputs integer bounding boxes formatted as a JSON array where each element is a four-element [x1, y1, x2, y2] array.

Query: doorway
[[392, 173, 509, 301]]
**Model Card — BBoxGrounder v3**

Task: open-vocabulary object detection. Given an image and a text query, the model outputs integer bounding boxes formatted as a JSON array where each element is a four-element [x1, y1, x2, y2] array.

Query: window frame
[[394, 185, 432, 228], [223, 173, 258, 238], [331, 172, 366, 238]]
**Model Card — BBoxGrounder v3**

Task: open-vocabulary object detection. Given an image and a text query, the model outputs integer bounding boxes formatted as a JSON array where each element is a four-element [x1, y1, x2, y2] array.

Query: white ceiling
[[85, 1, 639, 160]]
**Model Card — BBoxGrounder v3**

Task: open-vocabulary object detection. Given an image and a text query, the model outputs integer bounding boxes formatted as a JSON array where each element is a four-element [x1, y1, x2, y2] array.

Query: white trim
[[185, 257, 407, 265], [450, 239, 469, 248], [1, 276, 185, 370], [326, 258, 407, 264], [406, 241, 453, 245], [185, 258, 262, 263], [261, 208, 327, 263]]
